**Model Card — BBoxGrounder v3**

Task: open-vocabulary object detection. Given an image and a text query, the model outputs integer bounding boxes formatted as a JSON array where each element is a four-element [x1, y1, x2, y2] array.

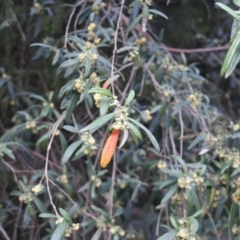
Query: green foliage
[[2, 0, 240, 240]]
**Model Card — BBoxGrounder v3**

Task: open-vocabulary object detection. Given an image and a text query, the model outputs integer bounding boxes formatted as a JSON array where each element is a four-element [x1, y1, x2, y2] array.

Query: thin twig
[[39, 112, 66, 217], [111, 0, 125, 77], [0, 225, 11, 240], [64, 0, 84, 49]]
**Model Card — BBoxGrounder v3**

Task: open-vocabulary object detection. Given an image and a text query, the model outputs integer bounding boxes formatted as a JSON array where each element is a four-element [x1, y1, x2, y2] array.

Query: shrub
[[1, 0, 240, 240]]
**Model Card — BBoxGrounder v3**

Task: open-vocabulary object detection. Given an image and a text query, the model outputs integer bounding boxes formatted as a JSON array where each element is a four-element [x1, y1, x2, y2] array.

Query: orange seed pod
[[100, 129, 120, 168]]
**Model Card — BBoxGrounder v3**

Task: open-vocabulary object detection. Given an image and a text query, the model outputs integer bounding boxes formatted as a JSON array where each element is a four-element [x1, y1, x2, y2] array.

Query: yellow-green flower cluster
[[90, 72, 100, 85], [211, 189, 223, 208], [117, 178, 127, 189], [232, 188, 240, 204], [32, 2, 42, 14], [57, 174, 68, 184], [135, 37, 147, 46], [176, 218, 199, 240], [171, 193, 182, 205], [19, 192, 32, 203], [55, 218, 80, 238], [109, 225, 125, 236], [144, 109, 152, 122], [178, 175, 194, 189], [192, 172, 204, 186], [161, 56, 189, 73], [157, 160, 167, 169], [25, 120, 38, 134], [64, 223, 80, 238], [77, 41, 98, 64], [74, 77, 85, 93], [91, 175, 102, 188], [93, 93, 102, 108], [113, 106, 129, 130], [187, 92, 202, 108], [80, 132, 97, 156], [232, 224, 240, 235], [31, 184, 44, 195], [129, 48, 139, 61], [86, 22, 101, 44], [92, 2, 106, 14], [96, 216, 107, 230], [229, 121, 240, 131]]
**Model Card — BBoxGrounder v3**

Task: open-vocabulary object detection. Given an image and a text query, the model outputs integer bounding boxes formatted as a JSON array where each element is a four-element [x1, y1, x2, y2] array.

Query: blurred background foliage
[[1, 0, 240, 240]]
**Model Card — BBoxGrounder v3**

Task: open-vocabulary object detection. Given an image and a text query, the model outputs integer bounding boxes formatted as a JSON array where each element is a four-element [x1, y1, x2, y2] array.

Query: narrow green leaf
[[228, 202, 237, 239], [156, 230, 177, 240], [62, 125, 79, 133], [59, 208, 71, 222], [234, 0, 240, 7], [61, 140, 82, 165], [149, 9, 168, 19], [91, 228, 102, 240], [100, 96, 110, 116], [127, 14, 142, 34], [171, 155, 187, 173], [160, 168, 182, 178], [39, 213, 57, 218], [128, 122, 143, 140], [221, 33, 240, 77], [50, 220, 68, 240], [124, 90, 135, 106], [117, 46, 135, 53], [52, 50, 60, 65], [119, 129, 128, 148], [128, 118, 160, 152], [91, 205, 108, 216], [32, 195, 46, 213], [88, 87, 113, 97], [84, 57, 91, 76], [216, 3, 240, 20], [65, 93, 79, 122], [161, 184, 178, 204], [188, 133, 207, 150], [79, 112, 116, 133], [102, 75, 120, 87]]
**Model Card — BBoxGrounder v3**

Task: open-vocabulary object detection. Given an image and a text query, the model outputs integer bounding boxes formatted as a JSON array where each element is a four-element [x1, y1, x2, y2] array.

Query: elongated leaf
[[102, 75, 119, 88], [119, 129, 128, 148], [65, 93, 79, 122], [117, 46, 135, 53], [79, 112, 116, 133], [128, 118, 160, 152], [161, 184, 178, 204], [171, 155, 187, 173], [50, 220, 68, 240], [221, 33, 240, 77], [216, 3, 240, 20], [100, 96, 110, 116], [91, 228, 102, 240], [127, 14, 142, 34], [149, 9, 168, 19], [228, 202, 237, 239], [32, 195, 46, 213], [61, 140, 82, 165], [52, 50, 60, 65], [62, 125, 79, 133], [39, 213, 57, 218], [88, 87, 113, 97], [234, 0, 240, 7], [124, 90, 135, 106], [59, 208, 71, 222], [128, 122, 143, 140], [156, 230, 177, 240], [188, 133, 207, 150]]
